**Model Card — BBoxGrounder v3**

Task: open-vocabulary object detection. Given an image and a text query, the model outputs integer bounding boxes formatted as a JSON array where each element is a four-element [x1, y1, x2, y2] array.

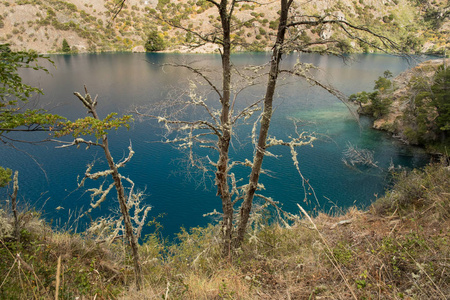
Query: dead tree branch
[[342, 142, 379, 169]]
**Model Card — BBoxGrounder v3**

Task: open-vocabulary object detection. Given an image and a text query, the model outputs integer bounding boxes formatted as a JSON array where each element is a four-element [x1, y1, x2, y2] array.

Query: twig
[[396, 240, 447, 299], [55, 256, 61, 300], [0, 254, 17, 289], [10, 171, 19, 240], [165, 281, 171, 299]]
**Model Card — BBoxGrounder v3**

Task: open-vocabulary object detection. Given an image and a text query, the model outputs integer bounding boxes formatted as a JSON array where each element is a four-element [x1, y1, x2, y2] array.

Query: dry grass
[[1, 163, 448, 299], [129, 162, 449, 299], [0, 209, 129, 299]]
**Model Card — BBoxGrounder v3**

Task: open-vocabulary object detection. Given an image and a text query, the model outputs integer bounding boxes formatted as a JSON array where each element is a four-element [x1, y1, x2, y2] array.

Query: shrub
[[145, 31, 166, 52], [372, 163, 450, 219], [269, 20, 279, 30], [62, 39, 71, 52]]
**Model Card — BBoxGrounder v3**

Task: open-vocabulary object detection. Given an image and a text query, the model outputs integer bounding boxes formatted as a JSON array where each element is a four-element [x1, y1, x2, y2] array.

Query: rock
[[132, 45, 145, 53], [330, 219, 353, 229]]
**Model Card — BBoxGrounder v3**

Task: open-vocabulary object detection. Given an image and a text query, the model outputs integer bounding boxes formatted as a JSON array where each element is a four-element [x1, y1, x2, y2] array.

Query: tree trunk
[[235, 0, 291, 248], [11, 171, 19, 241], [102, 137, 143, 291], [216, 0, 234, 257]]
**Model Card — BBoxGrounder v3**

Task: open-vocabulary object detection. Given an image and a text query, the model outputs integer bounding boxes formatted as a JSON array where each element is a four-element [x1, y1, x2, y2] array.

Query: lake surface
[[0, 53, 432, 237]]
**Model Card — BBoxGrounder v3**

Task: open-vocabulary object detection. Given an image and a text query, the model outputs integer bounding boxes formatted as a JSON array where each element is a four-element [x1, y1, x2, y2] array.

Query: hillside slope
[[0, 0, 448, 54], [1, 163, 449, 299], [353, 59, 450, 151]]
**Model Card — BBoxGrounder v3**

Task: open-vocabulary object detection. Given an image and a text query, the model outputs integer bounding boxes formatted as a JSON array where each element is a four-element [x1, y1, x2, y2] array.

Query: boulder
[[132, 45, 145, 53]]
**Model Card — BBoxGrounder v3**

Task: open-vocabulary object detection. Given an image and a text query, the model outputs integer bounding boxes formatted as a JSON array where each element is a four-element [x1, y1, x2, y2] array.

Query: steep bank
[[354, 58, 450, 152], [1, 163, 449, 298]]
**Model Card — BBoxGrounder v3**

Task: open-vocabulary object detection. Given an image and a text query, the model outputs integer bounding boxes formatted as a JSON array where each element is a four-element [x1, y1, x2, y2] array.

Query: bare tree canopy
[[135, 0, 402, 257]]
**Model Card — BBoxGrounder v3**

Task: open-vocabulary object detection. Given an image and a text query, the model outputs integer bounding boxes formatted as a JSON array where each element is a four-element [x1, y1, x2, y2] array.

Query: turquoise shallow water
[[0, 53, 432, 237]]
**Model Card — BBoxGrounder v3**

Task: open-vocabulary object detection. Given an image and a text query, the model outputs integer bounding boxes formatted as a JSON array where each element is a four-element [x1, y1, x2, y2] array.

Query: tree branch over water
[[135, 0, 405, 256]]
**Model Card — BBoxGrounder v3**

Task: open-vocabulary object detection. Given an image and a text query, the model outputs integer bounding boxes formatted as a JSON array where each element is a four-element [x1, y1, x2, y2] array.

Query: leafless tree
[[137, 0, 400, 256]]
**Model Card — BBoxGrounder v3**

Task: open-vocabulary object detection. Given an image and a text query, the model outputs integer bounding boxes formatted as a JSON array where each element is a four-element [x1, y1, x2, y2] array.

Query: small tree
[[430, 65, 450, 133], [54, 87, 147, 290], [145, 31, 166, 52], [62, 39, 71, 53], [411, 64, 450, 143], [350, 71, 394, 118]]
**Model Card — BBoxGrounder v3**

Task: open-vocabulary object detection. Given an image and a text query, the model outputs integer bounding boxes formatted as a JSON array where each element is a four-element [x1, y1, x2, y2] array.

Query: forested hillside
[[351, 59, 450, 152], [0, 0, 448, 54]]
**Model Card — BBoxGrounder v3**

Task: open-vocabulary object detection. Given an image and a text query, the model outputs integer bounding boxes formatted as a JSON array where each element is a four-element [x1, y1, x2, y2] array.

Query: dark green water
[[0, 52, 432, 237]]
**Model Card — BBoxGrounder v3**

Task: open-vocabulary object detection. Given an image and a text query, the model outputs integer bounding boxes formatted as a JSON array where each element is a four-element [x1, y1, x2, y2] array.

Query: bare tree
[[137, 0, 400, 256], [55, 87, 148, 290]]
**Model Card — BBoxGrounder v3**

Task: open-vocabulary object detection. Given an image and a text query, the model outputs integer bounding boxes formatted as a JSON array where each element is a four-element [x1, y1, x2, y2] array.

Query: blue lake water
[[0, 53, 432, 237]]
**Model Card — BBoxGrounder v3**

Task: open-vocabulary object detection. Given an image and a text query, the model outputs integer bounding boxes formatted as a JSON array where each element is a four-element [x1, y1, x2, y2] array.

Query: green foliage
[[423, 7, 448, 29], [62, 40, 71, 54], [157, 0, 171, 9], [0, 44, 64, 134], [375, 232, 429, 279], [405, 65, 450, 145], [401, 35, 424, 54], [349, 91, 372, 106], [55, 113, 133, 139], [300, 30, 311, 43], [383, 13, 395, 23], [145, 31, 166, 52], [269, 20, 279, 30], [247, 41, 266, 52], [430, 66, 450, 132], [331, 242, 354, 266], [218, 281, 236, 299], [350, 70, 393, 118], [349, 63, 448, 148], [0, 45, 65, 184], [355, 270, 368, 289], [383, 70, 393, 79], [0, 109, 64, 131], [369, 93, 392, 118], [350, 91, 391, 118], [0, 44, 48, 104], [373, 76, 392, 92], [0, 166, 12, 188]]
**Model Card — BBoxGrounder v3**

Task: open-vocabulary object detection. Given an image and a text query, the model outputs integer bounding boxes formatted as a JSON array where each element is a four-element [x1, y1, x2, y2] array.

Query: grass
[[1, 161, 449, 299], [0, 208, 128, 299]]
